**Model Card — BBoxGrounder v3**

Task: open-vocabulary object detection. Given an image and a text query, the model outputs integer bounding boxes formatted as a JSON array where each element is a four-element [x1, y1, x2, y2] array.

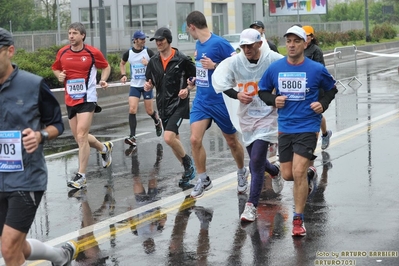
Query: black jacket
[[145, 48, 196, 119], [267, 40, 279, 53], [304, 43, 325, 66]]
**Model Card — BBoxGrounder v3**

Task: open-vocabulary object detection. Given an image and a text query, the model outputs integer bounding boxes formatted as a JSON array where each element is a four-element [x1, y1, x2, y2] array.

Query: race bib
[[66, 78, 87, 99], [195, 61, 209, 87], [278, 72, 307, 101], [0, 131, 24, 172], [133, 64, 146, 79]]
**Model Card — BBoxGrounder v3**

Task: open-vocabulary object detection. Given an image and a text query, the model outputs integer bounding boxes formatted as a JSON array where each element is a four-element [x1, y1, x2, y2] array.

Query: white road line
[[45, 132, 151, 160], [0, 109, 397, 265]]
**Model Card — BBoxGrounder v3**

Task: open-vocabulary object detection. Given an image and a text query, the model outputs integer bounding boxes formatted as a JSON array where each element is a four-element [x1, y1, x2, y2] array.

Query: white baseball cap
[[239, 28, 261, 45], [284, 26, 307, 41]]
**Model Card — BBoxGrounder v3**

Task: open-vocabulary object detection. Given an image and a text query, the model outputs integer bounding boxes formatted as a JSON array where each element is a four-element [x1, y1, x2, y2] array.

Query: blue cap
[[132, 30, 148, 40]]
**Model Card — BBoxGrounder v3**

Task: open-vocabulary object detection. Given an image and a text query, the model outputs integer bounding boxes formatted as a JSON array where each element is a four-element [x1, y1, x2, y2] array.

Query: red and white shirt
[[52, 44, 109, 107]]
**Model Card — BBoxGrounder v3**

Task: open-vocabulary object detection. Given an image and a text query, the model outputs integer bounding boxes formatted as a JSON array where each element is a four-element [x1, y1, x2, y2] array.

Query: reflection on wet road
[[2, 53, 399, 265]]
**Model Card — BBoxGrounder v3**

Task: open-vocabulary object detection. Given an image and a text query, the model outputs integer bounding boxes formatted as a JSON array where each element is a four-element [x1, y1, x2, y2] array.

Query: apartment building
[[70, 0, 263, 52]]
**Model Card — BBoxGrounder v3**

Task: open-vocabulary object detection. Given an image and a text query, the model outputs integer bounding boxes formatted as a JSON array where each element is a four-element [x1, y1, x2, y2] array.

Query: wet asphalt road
[[2, 50, 399, 266]]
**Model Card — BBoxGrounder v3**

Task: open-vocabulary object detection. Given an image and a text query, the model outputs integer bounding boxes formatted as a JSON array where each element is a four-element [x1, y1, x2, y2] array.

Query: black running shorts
[[278, 132, 318, 163], [66, 102, 97, 119], [0, 191, 44, 234]]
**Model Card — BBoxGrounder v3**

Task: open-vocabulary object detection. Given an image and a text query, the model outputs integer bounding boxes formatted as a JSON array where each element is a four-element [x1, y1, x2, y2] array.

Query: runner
[[212, 28, 284, 222], [258, 25, 337, 236], [144, 27, 197, 187], [52, 22, 113, 190], [185, 10, 248, 198], [120, 30, 161, 149]]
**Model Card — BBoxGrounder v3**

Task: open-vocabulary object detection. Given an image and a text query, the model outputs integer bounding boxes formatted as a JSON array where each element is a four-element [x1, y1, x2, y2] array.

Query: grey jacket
[[0, 65, 64, 192]]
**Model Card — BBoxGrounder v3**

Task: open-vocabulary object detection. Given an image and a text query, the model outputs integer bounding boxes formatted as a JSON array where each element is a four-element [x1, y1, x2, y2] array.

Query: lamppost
[[89, 0, 94, 46], [297, 0, 300, 23], [98, 0, 107, 57], [365, 0, 371, 42], [57, 0, 61, 45]]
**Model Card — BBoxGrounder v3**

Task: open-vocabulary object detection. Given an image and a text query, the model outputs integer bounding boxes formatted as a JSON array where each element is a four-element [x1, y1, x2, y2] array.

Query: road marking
[[1, 109, 398, 265], [45, 132, 151, 160]]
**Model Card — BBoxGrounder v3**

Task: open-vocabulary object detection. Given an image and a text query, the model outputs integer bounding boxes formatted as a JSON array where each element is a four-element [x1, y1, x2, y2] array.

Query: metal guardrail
[[331, 45, 362, 92]]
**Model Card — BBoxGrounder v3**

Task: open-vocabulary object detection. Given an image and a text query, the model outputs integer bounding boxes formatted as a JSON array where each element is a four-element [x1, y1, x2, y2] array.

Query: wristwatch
[[40, 130, 48, 144]]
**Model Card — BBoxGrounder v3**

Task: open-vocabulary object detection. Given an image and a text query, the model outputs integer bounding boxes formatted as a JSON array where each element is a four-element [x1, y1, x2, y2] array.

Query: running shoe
[[67, 173, 87, 189], [178, 180, 195, 190], [193, 206, 214, 229], [57, 240, 78, 266], [240, 202, 257, 222], [100, 141, 113, 168], [125, 136, 137, 146], [125, 145, 137, 156], [155, 119, 163, 137], [271, 161, 284, 194], [237, 167, 249, 193], [190, 177, 213, 198], [181, 156, 196, 182], [321, 130, 332, 150], [307, 166, 318, 196], [321, 151, 333, 170], [292, 216, 306, 237], [67, 187, 87, 202]]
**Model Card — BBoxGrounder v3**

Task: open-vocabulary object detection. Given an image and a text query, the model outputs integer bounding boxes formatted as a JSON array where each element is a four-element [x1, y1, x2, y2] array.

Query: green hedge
[[12, 45, 124, 89]]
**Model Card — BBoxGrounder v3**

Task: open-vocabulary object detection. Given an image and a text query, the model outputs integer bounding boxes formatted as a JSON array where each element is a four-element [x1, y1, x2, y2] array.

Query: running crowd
[[0, 10, 337, 266]]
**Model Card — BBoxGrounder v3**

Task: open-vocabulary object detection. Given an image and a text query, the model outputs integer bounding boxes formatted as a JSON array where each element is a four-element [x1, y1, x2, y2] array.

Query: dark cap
[[0, 28, 14, 48], [250, 20, 265, 29], [132, 30, 148, 40], [150, 27, 172, 43]]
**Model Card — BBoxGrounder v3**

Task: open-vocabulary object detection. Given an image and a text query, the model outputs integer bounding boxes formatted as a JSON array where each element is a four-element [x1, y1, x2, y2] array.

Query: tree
[[0, 0, 35, 31], [0, 0, 70, 32], [325, 0, 365, 22], [37, 0, 71, 30]]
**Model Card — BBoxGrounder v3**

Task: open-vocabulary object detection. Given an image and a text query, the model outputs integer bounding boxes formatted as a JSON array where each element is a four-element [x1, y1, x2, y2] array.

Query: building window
[[176, 3, 194, 43], [79, 6, 111, 37], [212, 3, 227, 36], [242, 4, 255, 30], [123, 4, 157, 37]]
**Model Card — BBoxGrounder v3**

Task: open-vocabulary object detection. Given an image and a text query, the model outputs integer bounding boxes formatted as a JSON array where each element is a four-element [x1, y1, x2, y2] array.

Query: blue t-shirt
[[258, 57, 336, 133], [194, 33, 235, 105]]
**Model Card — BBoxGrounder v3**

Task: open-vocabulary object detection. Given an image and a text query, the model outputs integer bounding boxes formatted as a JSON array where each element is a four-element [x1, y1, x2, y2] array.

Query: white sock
[[77, 172, 86, 178], [198, 173, 207, 181], [26, 239, 66, 265], [102, 144, 107, 153], [237, 167, 246, 174], [20, 262, 28, 266]]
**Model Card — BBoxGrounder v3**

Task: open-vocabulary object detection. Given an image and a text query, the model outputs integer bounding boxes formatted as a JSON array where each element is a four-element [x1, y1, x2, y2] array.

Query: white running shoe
[[237, 168, 249, 193], [321, 130, 332, 150], [190, 177, 213, 198], [240, 202, 257, 222], [100, 141, 113, 168], [271, 161, 284, 194]]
